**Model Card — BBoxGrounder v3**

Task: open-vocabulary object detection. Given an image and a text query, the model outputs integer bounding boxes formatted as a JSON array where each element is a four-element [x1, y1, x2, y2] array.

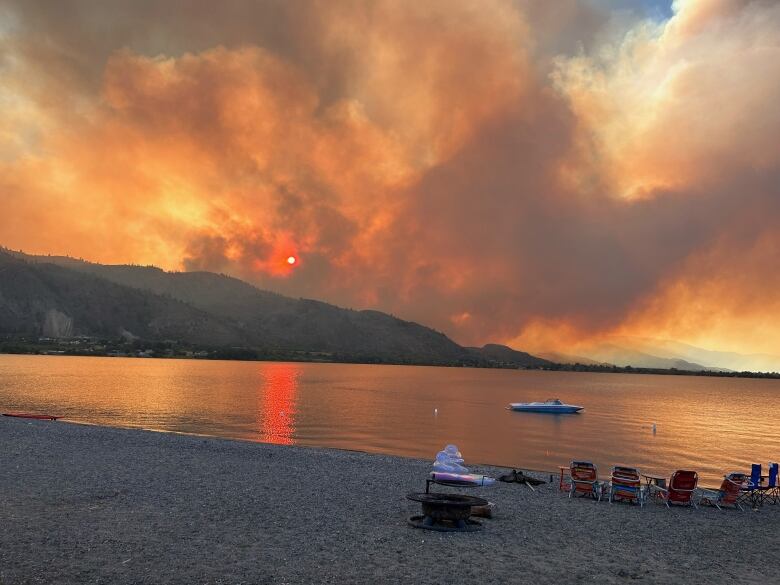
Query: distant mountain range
[[543, 338, 780, 373], [621, 338, 780, 373], [0, 248, 549, 368], [550, 344, 727, 372]]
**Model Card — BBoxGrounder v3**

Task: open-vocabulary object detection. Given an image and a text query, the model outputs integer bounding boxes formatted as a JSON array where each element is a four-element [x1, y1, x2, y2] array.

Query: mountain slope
[[0, 252, 243, 345], [468, 344, 552, 367], [0, 250, 473, 363], [536, 352, 606, 366]]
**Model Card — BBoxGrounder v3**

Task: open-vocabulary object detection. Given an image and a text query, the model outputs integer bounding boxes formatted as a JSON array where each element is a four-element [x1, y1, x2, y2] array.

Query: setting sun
[[287, 256, 297, 265]]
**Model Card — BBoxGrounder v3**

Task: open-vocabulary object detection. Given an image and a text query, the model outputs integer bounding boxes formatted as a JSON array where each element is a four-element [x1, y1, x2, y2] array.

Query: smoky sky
[[1, 0, 778, 355]]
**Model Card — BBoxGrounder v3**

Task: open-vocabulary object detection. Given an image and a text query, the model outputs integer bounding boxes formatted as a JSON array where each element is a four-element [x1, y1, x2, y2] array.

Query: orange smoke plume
[[1, 0, 779, 358]]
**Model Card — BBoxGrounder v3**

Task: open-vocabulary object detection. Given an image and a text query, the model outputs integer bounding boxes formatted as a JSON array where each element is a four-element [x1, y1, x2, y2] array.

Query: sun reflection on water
[[258, 363, 300, 445]]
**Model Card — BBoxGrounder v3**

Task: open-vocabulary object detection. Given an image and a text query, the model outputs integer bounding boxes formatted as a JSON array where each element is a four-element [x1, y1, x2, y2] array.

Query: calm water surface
[[1, 354, 778, 485]]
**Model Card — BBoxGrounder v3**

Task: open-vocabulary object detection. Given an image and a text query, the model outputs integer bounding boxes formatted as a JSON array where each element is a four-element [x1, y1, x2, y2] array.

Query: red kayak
[[2, 413, 59, 420]]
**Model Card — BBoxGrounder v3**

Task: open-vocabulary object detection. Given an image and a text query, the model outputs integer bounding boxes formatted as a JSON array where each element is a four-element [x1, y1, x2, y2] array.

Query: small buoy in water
[[434, 408, 438, 416], [652, 423, 657, 434]]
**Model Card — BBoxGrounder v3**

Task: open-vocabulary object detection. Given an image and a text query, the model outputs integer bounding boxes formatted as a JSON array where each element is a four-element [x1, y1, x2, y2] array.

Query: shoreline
[[2, 403, 774, 490], [32, 418, 724, 490], [53, 417, 559, 480], [2, 417, 778, 584], [3, 349, 779, 379]]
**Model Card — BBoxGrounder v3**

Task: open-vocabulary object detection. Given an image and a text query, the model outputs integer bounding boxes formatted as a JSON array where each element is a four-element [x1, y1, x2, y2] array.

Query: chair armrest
[[649, 484, 668, 495], [723, 477, 745, 489]]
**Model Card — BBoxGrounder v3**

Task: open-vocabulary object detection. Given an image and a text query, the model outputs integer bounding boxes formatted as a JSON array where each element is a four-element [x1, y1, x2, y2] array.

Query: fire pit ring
[[407, 515, 483, 532], [406, 492, 488, 532]]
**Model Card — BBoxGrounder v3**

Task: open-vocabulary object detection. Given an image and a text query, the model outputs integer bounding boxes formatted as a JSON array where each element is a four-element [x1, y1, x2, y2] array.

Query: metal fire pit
[[406, 492, 488, 532]]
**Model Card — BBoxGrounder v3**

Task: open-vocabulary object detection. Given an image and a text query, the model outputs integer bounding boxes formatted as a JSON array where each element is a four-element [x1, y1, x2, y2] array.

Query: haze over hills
[[622, 338, 780, 373], [0, 248, 550, 367], [560, 343, 727, 372], [560, 338, 780, 373]]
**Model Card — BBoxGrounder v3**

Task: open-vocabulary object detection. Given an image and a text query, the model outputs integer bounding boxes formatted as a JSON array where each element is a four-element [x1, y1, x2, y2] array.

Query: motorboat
[[508, 398, 583, 414]]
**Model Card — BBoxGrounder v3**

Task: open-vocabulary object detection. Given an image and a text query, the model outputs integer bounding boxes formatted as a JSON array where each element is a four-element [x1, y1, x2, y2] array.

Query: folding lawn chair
[[569, 461, 602, 501], [739, 464, 767, 509], [608, 466, 645, 507], [698, 473, 747, 511], [650, 470, 698, 508], [766, 462, 778, 505]]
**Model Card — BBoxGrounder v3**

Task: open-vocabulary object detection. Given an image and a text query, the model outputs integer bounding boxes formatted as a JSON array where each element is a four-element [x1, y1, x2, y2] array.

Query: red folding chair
[[650, 470, 698, 508], [698, 473, 747, 511]]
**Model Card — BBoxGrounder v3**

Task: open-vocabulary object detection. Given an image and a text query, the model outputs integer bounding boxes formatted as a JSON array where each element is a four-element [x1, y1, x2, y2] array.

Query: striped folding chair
[[698, 473, 747, 511], [569, 461, 602, 501], [609, 466, 645, 507]]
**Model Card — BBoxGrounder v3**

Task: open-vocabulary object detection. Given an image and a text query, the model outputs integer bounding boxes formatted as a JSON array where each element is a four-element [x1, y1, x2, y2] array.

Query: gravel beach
[[1, 417, 777, 585]]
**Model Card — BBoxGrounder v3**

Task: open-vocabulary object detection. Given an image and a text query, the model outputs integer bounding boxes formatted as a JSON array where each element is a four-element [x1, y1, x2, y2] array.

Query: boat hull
[[508, 405, 583, 414]]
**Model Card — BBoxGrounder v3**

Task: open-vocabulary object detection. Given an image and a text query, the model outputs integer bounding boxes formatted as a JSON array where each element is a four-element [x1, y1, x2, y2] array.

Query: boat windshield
[[546, 398, 563, 405]]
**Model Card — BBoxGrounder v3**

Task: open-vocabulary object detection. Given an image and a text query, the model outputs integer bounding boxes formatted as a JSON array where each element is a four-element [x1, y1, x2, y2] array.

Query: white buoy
[[434, 408, 438, 416]]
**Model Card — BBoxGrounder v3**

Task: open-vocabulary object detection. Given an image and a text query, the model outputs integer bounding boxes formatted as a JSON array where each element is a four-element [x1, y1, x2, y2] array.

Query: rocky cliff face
[[42, 309, 74, 338]]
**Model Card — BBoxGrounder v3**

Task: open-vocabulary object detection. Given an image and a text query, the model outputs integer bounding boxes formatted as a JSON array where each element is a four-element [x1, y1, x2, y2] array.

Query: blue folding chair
[[767, 462, 779, 505], [740, 464, 765, 509]]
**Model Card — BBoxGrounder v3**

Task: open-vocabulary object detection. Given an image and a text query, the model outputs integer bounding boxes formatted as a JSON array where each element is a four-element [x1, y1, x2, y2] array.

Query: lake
[[1, 354, 778, 485]]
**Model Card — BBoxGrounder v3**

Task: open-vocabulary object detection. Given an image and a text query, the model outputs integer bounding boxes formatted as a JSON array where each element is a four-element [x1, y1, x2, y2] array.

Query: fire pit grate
[[407, 515, 482, 532]]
